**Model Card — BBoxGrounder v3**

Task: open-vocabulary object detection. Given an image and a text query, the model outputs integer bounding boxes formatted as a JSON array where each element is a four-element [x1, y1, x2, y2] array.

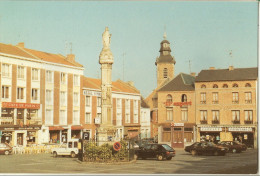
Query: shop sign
[[0, 127, 41, 130], [164, 101, 192, 107], [2, 102, 40, 109], [83, 90, 101, 97], [228, 127, 252, 132], [200, 127, 222, 132], [171, 123, 184, 127], [94, 117, 101, 124]]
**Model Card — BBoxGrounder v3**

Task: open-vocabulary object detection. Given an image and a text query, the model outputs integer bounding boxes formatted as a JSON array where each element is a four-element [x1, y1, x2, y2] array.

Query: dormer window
[[232, 83, 238, 88], [181, 94, 187, 102], [163, 68, 168, 78], [245, 83, 251, 87], [201, 84, 206, 89], [213, 84, 218, 88]]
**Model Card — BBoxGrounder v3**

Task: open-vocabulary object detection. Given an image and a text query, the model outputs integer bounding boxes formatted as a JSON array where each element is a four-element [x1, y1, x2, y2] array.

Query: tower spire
[[163, 25, 167, 39]]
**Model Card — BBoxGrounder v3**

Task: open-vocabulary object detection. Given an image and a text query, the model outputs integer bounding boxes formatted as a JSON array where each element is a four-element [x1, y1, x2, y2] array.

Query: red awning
[[49, 126, 64, 131], [71, 126, 84, 130]]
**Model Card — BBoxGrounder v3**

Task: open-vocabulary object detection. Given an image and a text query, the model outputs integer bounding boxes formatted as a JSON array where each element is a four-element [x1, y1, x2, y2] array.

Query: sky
[[0, 1, 258, 97]]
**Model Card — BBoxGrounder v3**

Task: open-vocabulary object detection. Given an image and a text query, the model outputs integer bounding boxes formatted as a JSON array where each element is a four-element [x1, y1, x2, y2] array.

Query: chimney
[[229, 66, 234, 71], [127, 81, 134, 87], [17, 42, 25, 48], [66, 54, 75, 63], [190, 72, 196, 77], [209, 67, 215, 70]]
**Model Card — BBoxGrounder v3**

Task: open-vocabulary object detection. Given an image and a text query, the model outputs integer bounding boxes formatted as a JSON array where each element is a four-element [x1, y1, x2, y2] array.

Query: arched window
[[232, 83, 238, 88], [182, 94, 187, 102], [163, 68, 168, 78], [166, 94, 172, 103], [213, 84, 218, 88], [201, 84, 206, 88], [223, 84, 228, 88], [245, 83, 251, 87]]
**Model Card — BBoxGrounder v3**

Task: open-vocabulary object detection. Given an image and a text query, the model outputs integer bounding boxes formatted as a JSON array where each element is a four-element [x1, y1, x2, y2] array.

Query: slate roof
[[158, 73, 195, 91], [195, 67, 258, 82], [0, 43, 83, 67], [155, 55, 176, 65], [83, 77, 140, 94]]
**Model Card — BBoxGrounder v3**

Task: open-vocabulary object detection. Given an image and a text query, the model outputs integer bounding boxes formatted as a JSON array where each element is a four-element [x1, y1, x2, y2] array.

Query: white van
[[51, 139, 80, 158]]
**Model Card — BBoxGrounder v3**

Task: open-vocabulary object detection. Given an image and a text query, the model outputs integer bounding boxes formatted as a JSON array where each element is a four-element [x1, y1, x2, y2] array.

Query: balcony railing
[[212, 120, 220, 124], [244, 120, 253, 124], [245, 100, 252, 104], [232, 101, 239, 104], [200, 101, 206, 104], [200, 120, 208, 124], [232, 120, 240, 124], [212, 101, 219, 104], [0, 117, 14, 125]]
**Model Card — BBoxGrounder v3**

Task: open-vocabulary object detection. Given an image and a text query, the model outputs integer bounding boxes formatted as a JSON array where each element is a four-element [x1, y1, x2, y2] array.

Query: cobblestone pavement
[[0, 148, 258, 174]]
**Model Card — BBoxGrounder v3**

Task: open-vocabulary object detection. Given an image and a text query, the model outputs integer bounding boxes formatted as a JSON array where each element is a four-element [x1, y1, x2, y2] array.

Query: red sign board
[[164, 101, 192, 107], [2, 102, 40, 109], [113, 142, 121, 151]]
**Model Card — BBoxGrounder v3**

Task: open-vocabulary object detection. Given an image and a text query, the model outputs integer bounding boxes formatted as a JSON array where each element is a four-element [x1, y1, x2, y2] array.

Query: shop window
[[17, 66, 25, 79], [2, 86, 9, 99], [213, 84, 218, 88], [212, 92, 218, 104], [181, 94, 187, 102], [27, 131, 36, 144], [163, 68, 168, 78], [244, 110, 253, 124], [223, 84, 228, 88], [232, 92, 239, 104], [85, 96, 90, 106], [232, 110, 240, 124], [245, 92, 252, 104], [245, 83, 251, 87], [27, 109, 39, 125], [200, 93, 206, 104], [201, 84, 206, 88], [32, 68, 39, 81], [166, 108, 173, 121]]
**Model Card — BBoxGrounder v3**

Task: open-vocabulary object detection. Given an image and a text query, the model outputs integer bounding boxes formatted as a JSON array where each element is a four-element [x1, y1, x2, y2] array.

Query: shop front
[[198, 126, 222, 144], [228, 127, 255, 148], [49, 126, 64, 143], [124, 125, 140, 140], [71, 126, 84, 139]]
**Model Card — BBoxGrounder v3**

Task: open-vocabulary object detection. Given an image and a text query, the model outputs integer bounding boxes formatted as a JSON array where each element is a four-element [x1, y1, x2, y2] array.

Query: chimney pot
[[17, 42, 25, 48], [209, 67, 215, 70], [190, 72, 196, 76]]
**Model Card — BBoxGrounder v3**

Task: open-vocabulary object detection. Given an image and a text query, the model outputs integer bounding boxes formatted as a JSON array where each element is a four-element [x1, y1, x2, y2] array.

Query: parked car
[[51, 139, 79, 158], [0, 143, 12, 155], [184, 142, 199, 153], [189, 142, 228, 156], [135, 143, 175, 161], [217, 141, 247, 153]]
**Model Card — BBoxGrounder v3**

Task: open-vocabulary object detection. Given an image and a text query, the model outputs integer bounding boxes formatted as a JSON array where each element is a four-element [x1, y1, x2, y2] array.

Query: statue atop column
[[99, 27, 113, 64], [102, 27, 111, 49]]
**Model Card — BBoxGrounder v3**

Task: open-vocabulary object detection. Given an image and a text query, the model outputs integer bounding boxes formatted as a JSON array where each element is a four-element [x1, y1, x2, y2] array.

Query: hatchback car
[[135, 143, 175, 161], [217, 141, 247, 153], [189, 142, 228, 156], [0, 143, 12, 155]]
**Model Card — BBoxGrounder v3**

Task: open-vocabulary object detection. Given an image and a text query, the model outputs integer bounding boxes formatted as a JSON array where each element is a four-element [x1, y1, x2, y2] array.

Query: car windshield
[[162, 144, 172, 150]]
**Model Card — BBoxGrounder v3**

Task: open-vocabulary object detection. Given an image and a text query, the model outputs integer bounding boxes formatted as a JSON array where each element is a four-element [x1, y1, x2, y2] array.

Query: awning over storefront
[[49, 126, 64, 131], [71, 126, 84, 130]]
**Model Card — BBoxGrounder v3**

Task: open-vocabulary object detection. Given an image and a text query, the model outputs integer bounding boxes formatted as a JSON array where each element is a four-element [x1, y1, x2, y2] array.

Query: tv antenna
[[122, 52, 126, 81]]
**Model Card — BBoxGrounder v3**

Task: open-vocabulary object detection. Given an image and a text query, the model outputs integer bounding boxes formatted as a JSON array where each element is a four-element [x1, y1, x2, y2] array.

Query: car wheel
[[166, 156, 172, 160], [53, 151, 58, 158], [4, 151, 9, 155], [71, 152, 76, 158], [232, 149, 237, 153], [157, 154, 163, 161], [191, 150, 197, 156], [213, 151, 219, 156]]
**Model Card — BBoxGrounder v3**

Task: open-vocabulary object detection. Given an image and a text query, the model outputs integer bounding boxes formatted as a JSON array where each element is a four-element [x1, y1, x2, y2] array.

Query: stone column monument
[[97, 27, 116, 144]]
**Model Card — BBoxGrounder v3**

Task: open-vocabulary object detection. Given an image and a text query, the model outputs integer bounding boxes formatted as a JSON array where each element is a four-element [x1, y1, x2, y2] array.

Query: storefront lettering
[[200, 127, 222, 132], [2, 102, 40, 109], [228, 127, 252, 132], [171, 123, 184, 127]]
